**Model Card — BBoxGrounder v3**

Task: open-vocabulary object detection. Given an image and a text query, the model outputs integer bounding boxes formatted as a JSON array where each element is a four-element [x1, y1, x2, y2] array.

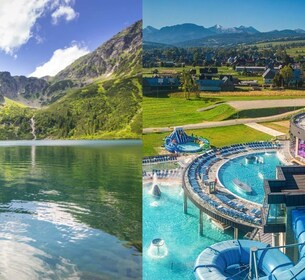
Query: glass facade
[[298, 139, 305, 158], [266, 203, 286, 225], [290, 134, 296, 157]]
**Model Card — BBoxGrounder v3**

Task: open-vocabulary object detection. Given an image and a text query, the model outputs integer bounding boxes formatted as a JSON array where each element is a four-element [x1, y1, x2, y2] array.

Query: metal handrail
[[255, 241, 305, 251], [249, 242, 305, 280], [290, 265, 305, 280]]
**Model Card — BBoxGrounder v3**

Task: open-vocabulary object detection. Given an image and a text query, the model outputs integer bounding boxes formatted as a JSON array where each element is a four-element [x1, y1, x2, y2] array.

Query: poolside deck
[[183, 141, 288, 233], [143, 141, 291, 239]]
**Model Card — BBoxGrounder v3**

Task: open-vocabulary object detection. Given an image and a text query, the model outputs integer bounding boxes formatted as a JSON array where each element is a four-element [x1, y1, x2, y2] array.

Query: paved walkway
[[196, 98, 305, 112], [143, 108, 303, 134], [245, 123, 285, 137], [197, 103, 224, 112], [228, 98, 305, 110]]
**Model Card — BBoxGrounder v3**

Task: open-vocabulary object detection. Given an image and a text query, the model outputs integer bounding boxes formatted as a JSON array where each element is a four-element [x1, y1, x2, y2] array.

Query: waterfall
[[30, 116, 37, 140]]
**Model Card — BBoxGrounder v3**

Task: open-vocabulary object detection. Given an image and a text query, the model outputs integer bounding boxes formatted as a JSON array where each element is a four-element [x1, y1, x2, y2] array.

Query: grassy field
[[4, 97, 28, 108], [253, 40, 305, 48], [287, 47, 305, 57], [250, 40, 305, 57], [227, 106, 303, 120], [143, 91, 305, 128], [143, 125, 272, 157], [198, 90, 305, 100], [143, 95, 215, 127], [261, 121, 290, 134], [143, 95, 236, 127]]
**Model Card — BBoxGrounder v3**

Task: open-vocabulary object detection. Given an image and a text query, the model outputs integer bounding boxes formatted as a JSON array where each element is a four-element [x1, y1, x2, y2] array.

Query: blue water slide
[[195, 209, 305, 280], [194, 240, 293, 280]]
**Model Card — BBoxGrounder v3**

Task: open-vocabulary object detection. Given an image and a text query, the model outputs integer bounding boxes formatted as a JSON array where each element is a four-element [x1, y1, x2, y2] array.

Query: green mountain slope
[[34, 76, 142, 139], [0, 20, 142, 140], [0, 98, 33, 139]]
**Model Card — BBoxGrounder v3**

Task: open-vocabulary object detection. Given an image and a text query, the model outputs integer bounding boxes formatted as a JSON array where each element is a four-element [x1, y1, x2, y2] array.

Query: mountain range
[[143, 23, 305, 47], [0, 20, 142, 140]]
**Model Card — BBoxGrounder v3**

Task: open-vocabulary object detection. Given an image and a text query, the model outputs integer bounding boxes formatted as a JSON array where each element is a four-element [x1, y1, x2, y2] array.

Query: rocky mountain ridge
[[54, 20, 142, 82], [143, 23, 305, 46], [0, 20, 142, 107]]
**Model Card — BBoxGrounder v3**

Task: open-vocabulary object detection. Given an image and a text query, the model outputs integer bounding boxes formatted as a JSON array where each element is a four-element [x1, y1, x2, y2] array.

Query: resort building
[[236, 66, 266, 73], [290, 67, 303, 87], [290, 112, 305, 163], [262, 68, 277, 85], [263, 165, 305, 261], [143, 76, 180, 94], [199, 67, 218, 79], [197, 77, 234, 91]]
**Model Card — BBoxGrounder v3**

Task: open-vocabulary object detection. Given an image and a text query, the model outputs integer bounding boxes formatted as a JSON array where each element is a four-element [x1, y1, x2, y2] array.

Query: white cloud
[[0, 0, 49, 54], [0, 0, 79, 54], [29, 44, 89, 78], [51, 5, 78, 24]]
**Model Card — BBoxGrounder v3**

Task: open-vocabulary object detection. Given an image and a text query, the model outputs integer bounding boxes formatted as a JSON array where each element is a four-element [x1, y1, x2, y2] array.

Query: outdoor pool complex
[[218, 152, 283, 204], [143, 150, 284, 279], [143, 182, 232, 280]]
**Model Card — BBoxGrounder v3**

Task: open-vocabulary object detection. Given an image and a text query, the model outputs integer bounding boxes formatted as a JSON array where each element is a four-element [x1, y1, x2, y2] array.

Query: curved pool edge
[[216, 149, 283, 207]]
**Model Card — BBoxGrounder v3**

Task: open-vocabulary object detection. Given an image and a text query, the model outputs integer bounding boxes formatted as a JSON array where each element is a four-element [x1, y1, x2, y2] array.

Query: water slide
[[164, 127, 209, 153], [194, 209, 305, 280]]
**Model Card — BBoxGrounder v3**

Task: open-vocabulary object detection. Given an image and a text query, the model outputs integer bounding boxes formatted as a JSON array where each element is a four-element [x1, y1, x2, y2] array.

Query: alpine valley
[[0, 20, 142, 140]]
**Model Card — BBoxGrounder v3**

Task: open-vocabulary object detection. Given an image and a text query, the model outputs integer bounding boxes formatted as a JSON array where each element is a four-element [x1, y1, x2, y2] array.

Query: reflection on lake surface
[[0, 140, 141, 280]]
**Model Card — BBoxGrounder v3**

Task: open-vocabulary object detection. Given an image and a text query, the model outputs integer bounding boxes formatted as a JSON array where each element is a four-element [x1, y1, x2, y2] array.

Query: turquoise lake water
[[143, 182, 232, 280], [218, 152, 283, 204], [0, 140, 141, 279]]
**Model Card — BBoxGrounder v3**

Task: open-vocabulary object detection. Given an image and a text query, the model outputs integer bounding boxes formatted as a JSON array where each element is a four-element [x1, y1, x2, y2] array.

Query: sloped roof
[[143, 77, 180, 87], [197, 80, 223, 86], [263, 68, 276, 79]]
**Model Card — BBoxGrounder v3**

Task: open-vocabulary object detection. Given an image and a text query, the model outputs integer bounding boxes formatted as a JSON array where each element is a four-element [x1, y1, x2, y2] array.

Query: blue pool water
[[177, 142, 201, 153], [143, 183, 232, 280], [218, 152, 283, 204]]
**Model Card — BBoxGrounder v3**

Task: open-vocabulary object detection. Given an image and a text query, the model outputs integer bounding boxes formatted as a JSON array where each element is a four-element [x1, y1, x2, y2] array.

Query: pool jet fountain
[[151, 173, 161, 198], [152, 185, 161, 197], [148, 238, 168, 259], [245, 155, 257, 164]]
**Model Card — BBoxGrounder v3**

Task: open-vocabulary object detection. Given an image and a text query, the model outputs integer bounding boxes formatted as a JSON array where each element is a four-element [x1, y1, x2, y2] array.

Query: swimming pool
[[143, 182, 233, 280], [177, 142, 202, 153], [218, 152, 283, 204]]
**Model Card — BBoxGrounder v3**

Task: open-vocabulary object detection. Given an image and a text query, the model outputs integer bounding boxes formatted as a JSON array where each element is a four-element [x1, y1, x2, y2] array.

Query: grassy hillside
[[0, 21, 142, 140], [0, 98, 33, 139], [34, 76, 142, 139], [143, 91, 305, 128], [0, 76, 142, 140]]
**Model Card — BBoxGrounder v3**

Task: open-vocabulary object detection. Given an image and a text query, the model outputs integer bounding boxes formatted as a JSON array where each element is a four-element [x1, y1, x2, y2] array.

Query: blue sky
[[144, 0, 305, 31], [0, 0, 141, 77]]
